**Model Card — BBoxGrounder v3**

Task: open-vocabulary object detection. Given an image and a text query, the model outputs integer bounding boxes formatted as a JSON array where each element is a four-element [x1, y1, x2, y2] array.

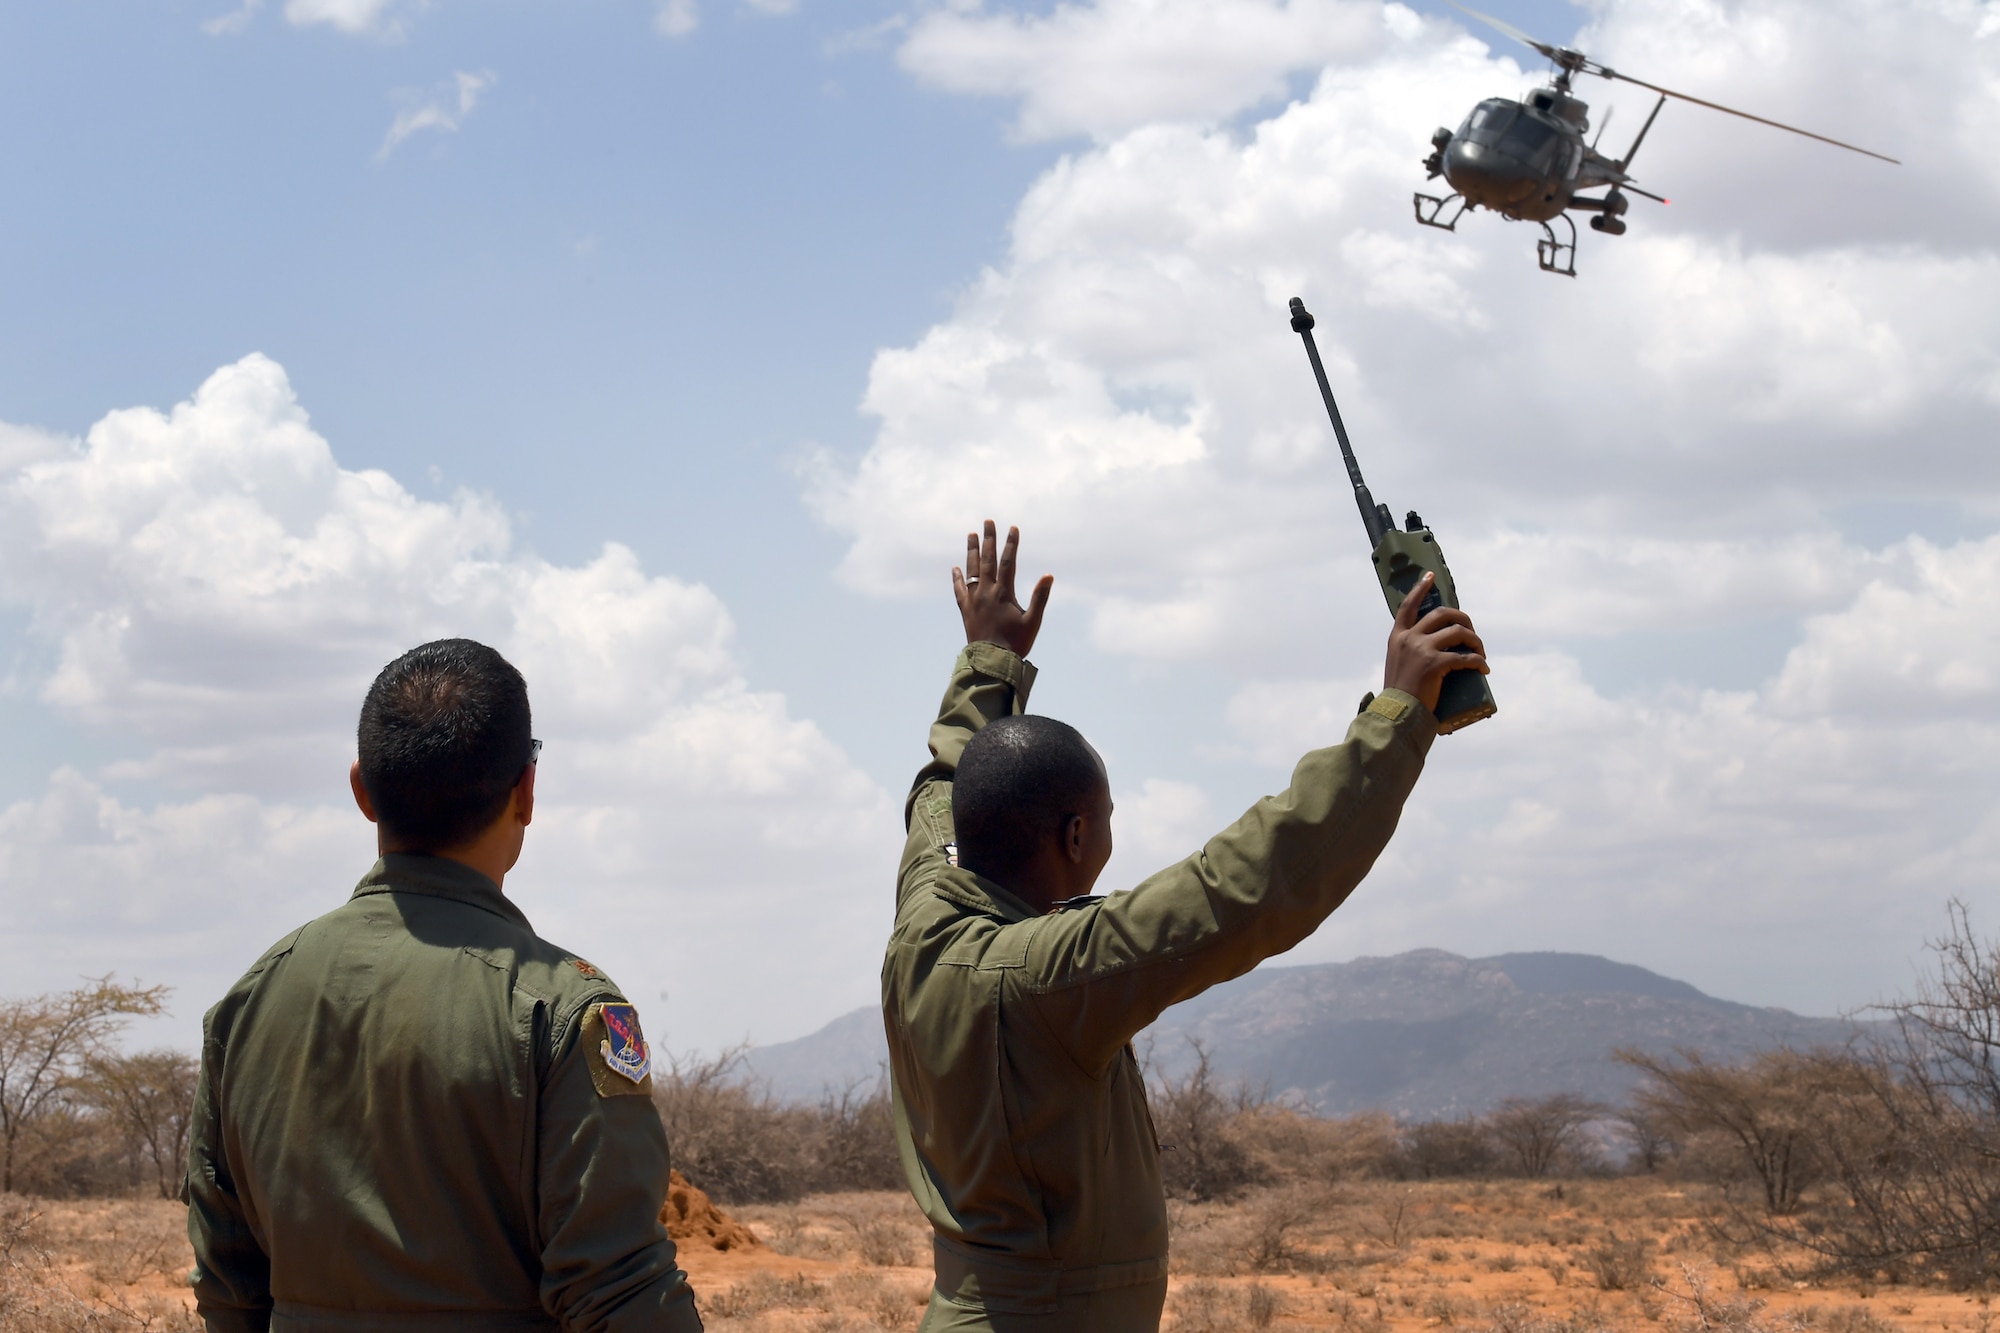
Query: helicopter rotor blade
[[1443, 0, 1562, 62], [1590, 65, 1900, 164]]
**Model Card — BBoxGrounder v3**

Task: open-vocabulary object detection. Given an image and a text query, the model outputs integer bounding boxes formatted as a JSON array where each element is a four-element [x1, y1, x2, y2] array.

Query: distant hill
[[744, 949, 1865, 1117]]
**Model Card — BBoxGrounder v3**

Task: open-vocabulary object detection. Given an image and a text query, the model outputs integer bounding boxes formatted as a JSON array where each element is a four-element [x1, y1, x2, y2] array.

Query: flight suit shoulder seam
[[1018, 934, 1223, 995], [551, 985, 626, 1039]]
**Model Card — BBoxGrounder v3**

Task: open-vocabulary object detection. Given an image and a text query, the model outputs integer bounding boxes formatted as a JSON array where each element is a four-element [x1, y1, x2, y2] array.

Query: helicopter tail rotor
[[1590, 104, 1614, 151]]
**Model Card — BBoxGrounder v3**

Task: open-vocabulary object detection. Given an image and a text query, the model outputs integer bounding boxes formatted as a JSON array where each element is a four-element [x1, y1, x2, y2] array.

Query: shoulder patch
[[580, 1001, 654, 1097]]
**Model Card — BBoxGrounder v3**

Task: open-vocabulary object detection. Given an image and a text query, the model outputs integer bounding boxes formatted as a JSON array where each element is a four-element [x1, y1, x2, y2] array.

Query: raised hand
[[1383, 572, 1489, 715], [953, 520, 1054, 659]]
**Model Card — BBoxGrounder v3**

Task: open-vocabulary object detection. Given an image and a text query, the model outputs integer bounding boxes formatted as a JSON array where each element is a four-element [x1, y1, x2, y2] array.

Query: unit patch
[[600, 1003, 651, 1083], [581, 1001, 654, 1097]]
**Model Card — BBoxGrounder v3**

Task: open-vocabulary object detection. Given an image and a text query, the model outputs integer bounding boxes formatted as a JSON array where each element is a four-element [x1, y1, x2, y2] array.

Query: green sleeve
[[184, 1005, 273, 1333], [536, 1000, 703, 1333], [1016, 689, 1437, 1074], [897, 643, 1037, 915]]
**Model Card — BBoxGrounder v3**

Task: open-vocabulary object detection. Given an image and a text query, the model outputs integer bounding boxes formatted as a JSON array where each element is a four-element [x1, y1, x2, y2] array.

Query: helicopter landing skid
[[1412, 192, 1468, 231], [1536, 214, 1578, 277]]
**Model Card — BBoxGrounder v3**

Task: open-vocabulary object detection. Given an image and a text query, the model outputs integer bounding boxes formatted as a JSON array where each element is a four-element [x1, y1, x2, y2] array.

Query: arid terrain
[[7, 1177, 1991, 1332]]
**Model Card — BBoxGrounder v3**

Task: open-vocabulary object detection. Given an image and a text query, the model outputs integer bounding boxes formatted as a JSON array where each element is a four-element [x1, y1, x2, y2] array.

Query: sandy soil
[[8, 1178, 1994, 1331]]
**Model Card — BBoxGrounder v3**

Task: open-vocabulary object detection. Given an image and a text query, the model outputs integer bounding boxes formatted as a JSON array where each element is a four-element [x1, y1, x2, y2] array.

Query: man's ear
[[349, 761, 378, 824], [1062, 813, 1086, 865], [514, 761, 536, 828]]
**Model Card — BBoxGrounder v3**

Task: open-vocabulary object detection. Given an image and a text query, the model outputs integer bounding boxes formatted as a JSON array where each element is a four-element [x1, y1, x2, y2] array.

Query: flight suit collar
[[932, 864, 1043, 924], [351, 853, 534, 931]]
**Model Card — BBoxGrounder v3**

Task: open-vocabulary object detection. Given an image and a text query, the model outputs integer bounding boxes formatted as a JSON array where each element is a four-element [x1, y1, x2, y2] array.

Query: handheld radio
[[1288, 296, 1496, 734]]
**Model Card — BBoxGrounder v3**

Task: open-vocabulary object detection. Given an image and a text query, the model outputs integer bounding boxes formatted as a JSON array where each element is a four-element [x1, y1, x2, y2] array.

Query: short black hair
[[952, 715, 1106, 881], [357, 639, 534, 850]]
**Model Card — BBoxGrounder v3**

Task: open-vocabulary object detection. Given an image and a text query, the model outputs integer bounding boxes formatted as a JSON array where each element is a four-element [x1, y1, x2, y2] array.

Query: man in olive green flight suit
[[184, 638, 702, 1333], [885, 522, 1487, 1332]]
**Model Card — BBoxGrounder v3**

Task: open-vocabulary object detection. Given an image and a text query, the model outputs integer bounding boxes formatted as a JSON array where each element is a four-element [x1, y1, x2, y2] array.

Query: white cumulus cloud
[[1217, 534, 2000, 1006], [0, 357, 898, 1050], [818, 0, 2000, 662], [815, 0, 2000, 1013], [898, 0, 1389, 142]]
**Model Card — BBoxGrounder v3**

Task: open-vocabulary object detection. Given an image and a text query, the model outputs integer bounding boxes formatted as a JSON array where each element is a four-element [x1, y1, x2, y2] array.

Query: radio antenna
[[1290, 297, 1390, 547]]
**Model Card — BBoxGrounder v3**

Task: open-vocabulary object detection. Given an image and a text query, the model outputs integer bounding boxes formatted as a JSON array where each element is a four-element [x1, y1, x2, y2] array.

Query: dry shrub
[[32, 1199, 190, 1295], [1396, 1117, 1498, 1180], [1167, 1277, 1246, 1332], [1233, 1106, 1399, 1184], [1619, 1048, 1860, 1216], [653, 1050, 901, 1205], [4, 1114, 141, 1203], [1324, 1290, 1390, 1330], [842, 1212, 918, 1268], [1583, 1231, 1652, 1290], [0, 1198, 198, 1333], [1423, 1290, 1470, 1325], [1607, 905, 2000, 1289], [1640, 1264, 1832, 1328], [1165, 1184, 1354, 1277], [1148, 1044, 1263, 1202], [703, 1271, 832, 1319], [828, 1274, 926, 1331], [1488, 1095, 1602, 1179], [1241, 1186, 1323, 1272], [1484, 1304, 1613, 1333], [1163, 1198, 1246, 1278], [734, 1192, 930, 1269], [1797, 1307, 1897, 1333]]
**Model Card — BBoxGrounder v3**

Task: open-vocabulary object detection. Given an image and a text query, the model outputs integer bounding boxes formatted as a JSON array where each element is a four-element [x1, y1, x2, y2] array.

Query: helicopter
[[1415, 2, 1898, 276]]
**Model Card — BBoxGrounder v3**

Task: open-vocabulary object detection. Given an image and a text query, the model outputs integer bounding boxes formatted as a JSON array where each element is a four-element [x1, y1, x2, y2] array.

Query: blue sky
[[4, 0, 1997, 1054]]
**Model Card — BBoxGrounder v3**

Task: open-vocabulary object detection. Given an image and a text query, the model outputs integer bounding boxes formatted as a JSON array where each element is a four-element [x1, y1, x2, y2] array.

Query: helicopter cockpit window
[[1463, 101, 1515, 142], [1498, 113, 1558, 164]]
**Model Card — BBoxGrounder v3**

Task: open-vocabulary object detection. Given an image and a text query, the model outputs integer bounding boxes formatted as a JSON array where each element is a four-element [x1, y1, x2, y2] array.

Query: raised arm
[[897, 522, 1053, 913], [1016, 572, 1486, 1071]]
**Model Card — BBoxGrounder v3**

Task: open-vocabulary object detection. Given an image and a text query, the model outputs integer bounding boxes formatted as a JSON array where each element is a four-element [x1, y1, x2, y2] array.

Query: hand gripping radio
[[1289, 296, 1496, 734]]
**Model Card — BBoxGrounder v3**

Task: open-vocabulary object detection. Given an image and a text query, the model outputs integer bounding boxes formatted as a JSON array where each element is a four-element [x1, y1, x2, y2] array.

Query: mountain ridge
[[744, 948, 1861, 1117]]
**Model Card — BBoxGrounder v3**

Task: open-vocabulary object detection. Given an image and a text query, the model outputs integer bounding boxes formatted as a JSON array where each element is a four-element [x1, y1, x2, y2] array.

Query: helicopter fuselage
[[1435, 91, 1626, 222], [1413, 1, 1895, 276]]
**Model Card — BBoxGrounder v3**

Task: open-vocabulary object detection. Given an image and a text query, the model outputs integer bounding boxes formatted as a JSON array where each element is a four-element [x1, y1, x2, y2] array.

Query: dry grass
[[0, 1194, 197, 1332], [733, 1191, 932, 1270], [10, 1177, 1990, 1331], [707, 1177, 1971, 1330]]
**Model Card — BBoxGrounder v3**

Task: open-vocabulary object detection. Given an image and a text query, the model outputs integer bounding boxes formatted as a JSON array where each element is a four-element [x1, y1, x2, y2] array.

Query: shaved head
[[953, 715, 1107, 884]]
